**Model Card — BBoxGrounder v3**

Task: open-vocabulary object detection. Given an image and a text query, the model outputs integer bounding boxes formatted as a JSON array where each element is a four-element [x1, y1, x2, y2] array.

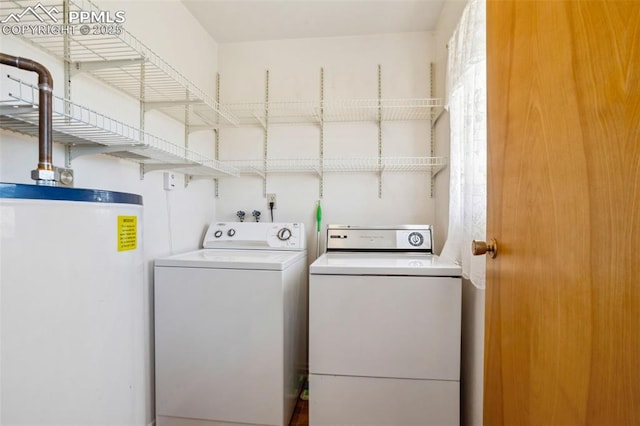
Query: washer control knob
[[227, 229, 236, 237], [277, 227, 292, 241], [408, 232, 424, 247], [214, 230, 223, 238]]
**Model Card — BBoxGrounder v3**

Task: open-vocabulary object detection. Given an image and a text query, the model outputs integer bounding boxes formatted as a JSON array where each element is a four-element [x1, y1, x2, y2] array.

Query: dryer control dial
[[227, 229, 236, 237], [408, 232, 424, 247], [214, 230, 223, 238], [277, 227, 292, 241]]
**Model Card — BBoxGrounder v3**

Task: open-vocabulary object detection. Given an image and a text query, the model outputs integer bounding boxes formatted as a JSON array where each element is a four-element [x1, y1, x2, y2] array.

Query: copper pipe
[[0, 53, 54, 182]]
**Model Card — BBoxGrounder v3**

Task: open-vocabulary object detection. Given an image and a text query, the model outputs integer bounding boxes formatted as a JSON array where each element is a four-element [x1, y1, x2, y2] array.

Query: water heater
[[0, 183, 146, 425]]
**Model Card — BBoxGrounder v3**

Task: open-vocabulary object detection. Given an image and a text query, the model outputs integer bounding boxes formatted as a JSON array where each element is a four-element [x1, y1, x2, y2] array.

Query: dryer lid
[[310, 252, 461, 277]]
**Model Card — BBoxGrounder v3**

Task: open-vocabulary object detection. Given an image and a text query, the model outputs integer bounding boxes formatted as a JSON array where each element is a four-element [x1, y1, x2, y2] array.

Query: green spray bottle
[[316, 200, 322, 258]]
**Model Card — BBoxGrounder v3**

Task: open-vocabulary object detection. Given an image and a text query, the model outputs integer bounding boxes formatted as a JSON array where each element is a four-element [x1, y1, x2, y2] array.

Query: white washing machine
[[154, 222, 307, 426], [309, 225, 462, 426]]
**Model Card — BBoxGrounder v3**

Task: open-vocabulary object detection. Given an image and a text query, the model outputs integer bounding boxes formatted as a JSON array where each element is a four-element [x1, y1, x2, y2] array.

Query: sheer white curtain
[[440, 0, 487, 288]]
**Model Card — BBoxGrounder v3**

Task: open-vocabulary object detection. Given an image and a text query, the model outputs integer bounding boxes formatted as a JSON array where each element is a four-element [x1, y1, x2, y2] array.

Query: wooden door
[[484, 1, 640, 424]]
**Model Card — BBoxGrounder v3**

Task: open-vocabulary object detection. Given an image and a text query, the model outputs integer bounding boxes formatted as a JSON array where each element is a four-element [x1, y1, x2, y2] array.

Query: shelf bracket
[[311, 108, 322, 125], [431, 163, 447, 179], [139, 163, 200, 179], [70, 58, 147, 76], [242, 166, 265, 179], [184, 175, 211, 188], [187, 124, 217, 133], [66, 144, 143, 165], [253, 112, 267, 130], [144, 99, 203, 111], [190, 109, 221, 130], [184, 174, 215, 188], [379, 164, 386, 182], [431, 108, 446, 129]]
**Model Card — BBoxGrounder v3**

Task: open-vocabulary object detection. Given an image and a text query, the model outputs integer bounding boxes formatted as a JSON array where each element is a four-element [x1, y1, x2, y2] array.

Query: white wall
[[0, 1, 219, 423], [217, 32, 439, 260]]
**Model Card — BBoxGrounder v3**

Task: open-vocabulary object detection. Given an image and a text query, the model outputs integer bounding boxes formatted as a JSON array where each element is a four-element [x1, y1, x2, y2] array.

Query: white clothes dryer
[[309, 225, 462, 426], [154, 222, 307, 426]]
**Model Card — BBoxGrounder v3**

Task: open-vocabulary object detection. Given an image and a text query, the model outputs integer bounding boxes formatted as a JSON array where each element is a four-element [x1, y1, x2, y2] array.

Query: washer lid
[[310, 252, 461, 277], [155, 249, 306, 271]]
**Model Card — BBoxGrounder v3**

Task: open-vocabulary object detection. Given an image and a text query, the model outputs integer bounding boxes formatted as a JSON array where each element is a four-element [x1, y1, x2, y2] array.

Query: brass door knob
[[472, 239, 498, 258]]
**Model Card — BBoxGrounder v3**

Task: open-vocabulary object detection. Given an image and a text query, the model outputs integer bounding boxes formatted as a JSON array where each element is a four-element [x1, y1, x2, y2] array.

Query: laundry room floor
[[289, 397, 308, 426]]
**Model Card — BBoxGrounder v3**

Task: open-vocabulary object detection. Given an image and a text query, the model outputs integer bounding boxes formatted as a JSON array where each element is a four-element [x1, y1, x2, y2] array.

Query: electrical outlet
[[267, 193, 277, 209], [163, 172, 176, 191]]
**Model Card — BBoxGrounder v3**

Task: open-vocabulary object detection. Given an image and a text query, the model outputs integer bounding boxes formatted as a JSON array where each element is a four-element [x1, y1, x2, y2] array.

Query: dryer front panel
[[309, 274, 461, 380]]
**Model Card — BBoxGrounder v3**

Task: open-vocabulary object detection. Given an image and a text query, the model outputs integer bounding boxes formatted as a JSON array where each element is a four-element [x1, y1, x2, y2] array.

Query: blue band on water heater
[[0, 183, 143, 205]]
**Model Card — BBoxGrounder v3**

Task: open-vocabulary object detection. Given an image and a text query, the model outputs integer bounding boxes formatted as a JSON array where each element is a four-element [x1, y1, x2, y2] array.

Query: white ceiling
[[181, 1, 447, 43]]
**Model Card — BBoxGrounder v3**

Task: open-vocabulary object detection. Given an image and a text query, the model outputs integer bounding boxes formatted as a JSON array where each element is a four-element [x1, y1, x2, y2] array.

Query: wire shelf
[[221, 98, 444, 127], [223, 157, 447, 176], [0, 76, 239, 178], [1, 0, 238, 128]]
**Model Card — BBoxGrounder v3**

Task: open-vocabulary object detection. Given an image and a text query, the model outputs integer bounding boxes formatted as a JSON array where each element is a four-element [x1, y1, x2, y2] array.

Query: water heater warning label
[[117, 216, 137, 252]]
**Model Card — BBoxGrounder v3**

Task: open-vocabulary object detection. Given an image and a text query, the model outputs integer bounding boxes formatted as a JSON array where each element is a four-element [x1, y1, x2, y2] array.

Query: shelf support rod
[[63, 0, 72, 165], [319, 66, 324, 198], [430, 62, 436, 198], [214, 72, 220, 198], [63, 0, 71, 116], [0, 106, 38, 115], [70, 58, 147, 76], [138, 60, 147, 179], [65, 145, 71, 168], [263, 69, 269, 197], [139, 62, 146, 131], [184, 88, 191, 187], [377, 64, 383, 199], [184, 89, 190, 151]]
